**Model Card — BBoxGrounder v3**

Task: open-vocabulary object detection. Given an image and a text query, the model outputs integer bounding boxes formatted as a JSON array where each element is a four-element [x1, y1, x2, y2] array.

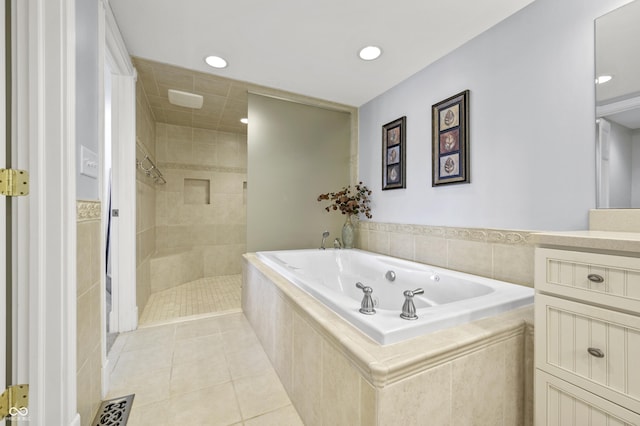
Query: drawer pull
[[587, 347, 605, 358], [587, 274, 604, 283]]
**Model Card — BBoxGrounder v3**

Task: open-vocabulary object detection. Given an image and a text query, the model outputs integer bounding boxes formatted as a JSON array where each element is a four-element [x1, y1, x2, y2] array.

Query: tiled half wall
[[357, 221, 536, 287], [76, 200, 102, 425]]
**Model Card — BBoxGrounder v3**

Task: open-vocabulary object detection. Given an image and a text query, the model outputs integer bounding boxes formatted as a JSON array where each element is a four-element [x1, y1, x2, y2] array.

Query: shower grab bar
[[136, 139, 166, 184], [137, 155, 166, 184]]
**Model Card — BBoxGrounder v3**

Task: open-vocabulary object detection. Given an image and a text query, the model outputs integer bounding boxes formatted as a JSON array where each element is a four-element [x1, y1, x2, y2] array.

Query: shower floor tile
[[139, 274, 242, 326]]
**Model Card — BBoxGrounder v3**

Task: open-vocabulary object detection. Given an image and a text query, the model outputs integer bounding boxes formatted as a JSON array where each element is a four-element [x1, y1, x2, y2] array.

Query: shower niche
[[184, 178, 210, 205]]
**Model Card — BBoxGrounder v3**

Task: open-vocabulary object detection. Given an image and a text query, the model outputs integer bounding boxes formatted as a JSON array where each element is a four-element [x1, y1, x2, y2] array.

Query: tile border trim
[[77, 200, 101, 222], [359, 221, 534, 245], [158, 162, 247, 174]]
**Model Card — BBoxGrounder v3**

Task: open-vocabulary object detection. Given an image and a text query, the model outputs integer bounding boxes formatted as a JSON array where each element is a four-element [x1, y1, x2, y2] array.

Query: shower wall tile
[[136, 77, 157, 317], [153, 123, 247, 283], [358, 222, 536, 287], [203, 244, 246, 277], [136, 259, 151, 313], [150, 249, 203, 293]]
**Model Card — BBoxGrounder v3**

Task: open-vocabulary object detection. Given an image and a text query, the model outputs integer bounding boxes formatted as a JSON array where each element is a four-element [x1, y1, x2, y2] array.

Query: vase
[[342, 214, 355, 249]]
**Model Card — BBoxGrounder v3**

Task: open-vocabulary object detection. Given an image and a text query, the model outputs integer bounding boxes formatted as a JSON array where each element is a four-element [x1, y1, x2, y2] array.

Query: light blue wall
[[359, 0, 632, 231], [76, 0, 100, 200]]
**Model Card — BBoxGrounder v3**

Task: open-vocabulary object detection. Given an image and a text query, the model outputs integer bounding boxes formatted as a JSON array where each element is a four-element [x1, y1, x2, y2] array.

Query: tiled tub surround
[[243, 253, 534, 425], [357, 221, 536, 287]]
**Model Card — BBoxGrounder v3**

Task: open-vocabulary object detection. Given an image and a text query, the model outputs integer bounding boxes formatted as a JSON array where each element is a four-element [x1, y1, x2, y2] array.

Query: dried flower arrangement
[[317, 182, 373, 219]]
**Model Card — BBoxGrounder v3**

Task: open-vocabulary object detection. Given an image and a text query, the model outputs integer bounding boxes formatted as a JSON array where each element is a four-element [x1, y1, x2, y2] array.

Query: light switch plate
[[80, 146, 99, 178]]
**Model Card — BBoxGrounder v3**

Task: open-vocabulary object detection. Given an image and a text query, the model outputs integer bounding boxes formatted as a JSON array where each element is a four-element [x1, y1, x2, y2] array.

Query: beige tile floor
[[139, 275, 242, 326], [107, 312, 304, 426]]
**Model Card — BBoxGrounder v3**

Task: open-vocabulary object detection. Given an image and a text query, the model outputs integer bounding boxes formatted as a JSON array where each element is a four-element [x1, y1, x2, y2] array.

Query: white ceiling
[[109, 0, 534, 107]]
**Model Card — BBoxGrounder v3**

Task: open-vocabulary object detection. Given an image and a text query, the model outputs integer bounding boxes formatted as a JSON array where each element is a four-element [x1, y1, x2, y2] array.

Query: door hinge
[[0, 384, 29, 418], [0, 168, 30, 197]]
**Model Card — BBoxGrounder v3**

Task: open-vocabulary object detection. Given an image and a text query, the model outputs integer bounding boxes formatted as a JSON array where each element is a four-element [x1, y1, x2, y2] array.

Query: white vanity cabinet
[[534, 245, 640, 426]]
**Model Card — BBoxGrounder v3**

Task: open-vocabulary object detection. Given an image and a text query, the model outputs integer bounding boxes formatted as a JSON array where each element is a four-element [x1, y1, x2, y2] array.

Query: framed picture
[[432, 90, 469, 186], [382, 116, 406, 190]]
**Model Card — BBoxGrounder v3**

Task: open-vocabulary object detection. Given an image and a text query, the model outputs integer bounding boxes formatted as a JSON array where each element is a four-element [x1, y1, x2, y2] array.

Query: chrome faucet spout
[[319, 231, 330, 250]]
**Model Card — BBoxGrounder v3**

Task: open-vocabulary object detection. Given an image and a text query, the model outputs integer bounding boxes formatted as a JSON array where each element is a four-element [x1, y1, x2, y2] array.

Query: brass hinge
[[0, 384, 29, 419], [0, 168, 30, 197]]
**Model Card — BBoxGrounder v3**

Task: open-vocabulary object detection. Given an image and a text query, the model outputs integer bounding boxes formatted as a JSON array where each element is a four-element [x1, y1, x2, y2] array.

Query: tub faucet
[[355, 282, 376, 315], [333, 238, 342, 249], [319, 231, 330, 250], [400, 288, 424, 320]]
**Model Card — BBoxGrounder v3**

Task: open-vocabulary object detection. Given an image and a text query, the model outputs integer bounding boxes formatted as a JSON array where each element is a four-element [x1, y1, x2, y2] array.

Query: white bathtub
[[256, 248, 533, 344]]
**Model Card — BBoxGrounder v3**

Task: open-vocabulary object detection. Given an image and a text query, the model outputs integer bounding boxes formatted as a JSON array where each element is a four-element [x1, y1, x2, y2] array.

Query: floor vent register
[[92, 394, 135, 426]]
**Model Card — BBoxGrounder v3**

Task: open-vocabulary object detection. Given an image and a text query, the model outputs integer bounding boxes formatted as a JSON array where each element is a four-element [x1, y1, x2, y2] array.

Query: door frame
[[98, 0, 138, 395], [1, 0, 7, 420], [18, 0, 79, 423]]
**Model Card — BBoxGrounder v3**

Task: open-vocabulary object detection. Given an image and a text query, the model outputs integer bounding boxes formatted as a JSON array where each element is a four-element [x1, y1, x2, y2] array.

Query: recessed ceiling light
[[359, 46, 382, 61], [205, 55, 228, 69], [596, 75, 613, 84], [240, 118, 248, 124]]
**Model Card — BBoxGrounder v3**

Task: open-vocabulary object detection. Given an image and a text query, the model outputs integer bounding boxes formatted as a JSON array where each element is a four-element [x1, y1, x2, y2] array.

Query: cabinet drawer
[[535, 294, 640, 414], [535, 370, 640, 426], [535, 248, 640, 313]]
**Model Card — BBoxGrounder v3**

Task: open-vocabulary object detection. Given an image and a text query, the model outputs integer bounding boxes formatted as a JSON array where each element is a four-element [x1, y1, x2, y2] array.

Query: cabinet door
[[536, 370, 640, 426], [535, 294, 640, 414]]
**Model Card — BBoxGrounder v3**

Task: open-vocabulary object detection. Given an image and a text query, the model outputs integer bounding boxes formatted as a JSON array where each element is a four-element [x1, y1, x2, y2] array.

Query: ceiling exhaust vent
[[168, 89, 203, 109]]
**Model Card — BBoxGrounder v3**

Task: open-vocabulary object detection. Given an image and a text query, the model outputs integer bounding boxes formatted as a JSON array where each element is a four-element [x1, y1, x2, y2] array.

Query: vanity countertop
[[533, 230, 640, 254]]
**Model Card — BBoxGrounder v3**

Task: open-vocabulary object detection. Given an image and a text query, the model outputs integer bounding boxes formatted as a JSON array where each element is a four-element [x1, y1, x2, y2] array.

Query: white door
[[2, 0, 29, 423], [1, 0, 8, 420]]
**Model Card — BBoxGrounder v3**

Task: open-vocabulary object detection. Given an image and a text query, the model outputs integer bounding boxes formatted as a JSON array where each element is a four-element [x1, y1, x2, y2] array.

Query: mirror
[[595, 0, 640, 208]]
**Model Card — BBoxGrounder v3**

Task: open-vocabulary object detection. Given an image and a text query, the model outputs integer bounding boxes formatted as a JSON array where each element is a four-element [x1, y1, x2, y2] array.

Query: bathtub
[[256, 248, 533, 344]]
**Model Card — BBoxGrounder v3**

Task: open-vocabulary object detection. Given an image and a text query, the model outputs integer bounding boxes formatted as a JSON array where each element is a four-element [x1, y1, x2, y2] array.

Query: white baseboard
[[70, 413, 81, 426]]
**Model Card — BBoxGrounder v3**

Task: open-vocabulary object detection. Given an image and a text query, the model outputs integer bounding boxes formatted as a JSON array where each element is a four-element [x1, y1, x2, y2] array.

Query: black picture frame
[[432, 90, 470, 186], [382, 116, 406, 190]]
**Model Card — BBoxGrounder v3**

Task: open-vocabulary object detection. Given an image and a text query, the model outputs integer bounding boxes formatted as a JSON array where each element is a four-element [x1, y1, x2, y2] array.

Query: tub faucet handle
[[355, 282, 376, 315], [400, 288, 424, 320], [333, 238, 342, 249]]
